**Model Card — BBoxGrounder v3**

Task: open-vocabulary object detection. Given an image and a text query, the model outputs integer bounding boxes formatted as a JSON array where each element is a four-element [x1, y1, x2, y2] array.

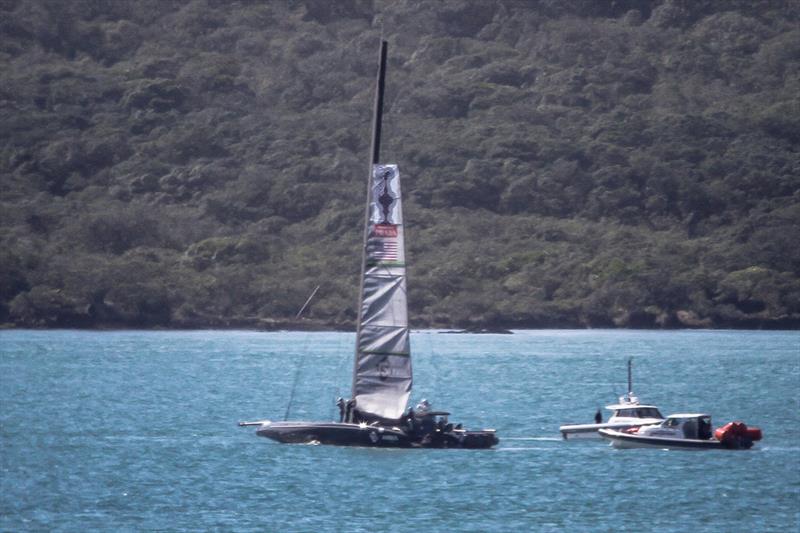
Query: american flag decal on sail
[[368, 236, 398, 261]]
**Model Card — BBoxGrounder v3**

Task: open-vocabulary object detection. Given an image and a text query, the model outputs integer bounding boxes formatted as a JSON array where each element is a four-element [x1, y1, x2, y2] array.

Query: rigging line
[[283, 285, 321, 421], [295, 285, 320, 320], [425, 329, 441, 399], [283, 333, 311, 422], [329, 331, 350, 421]]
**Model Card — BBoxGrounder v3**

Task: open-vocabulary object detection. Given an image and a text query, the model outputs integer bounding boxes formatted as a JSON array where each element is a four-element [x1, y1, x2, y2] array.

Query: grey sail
[[352, 163, 412, 420]]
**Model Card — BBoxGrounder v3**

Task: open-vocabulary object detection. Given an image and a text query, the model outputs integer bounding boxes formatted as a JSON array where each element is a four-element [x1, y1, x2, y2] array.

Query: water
[[1, 330, 798, 531]]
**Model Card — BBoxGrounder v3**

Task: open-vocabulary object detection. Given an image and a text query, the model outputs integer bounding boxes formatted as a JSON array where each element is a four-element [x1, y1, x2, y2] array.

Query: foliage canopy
[[1, 0, 799, 329]]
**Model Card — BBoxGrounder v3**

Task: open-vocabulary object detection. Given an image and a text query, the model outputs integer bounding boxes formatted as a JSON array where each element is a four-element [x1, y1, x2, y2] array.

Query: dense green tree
[[1, 0, 798, 330]]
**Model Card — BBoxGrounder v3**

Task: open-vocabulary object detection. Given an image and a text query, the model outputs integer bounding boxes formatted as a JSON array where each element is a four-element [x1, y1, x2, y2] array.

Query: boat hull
[[560, 421, 660, 439], [254, 421, 498, 449], [599, 429, 753, 450]]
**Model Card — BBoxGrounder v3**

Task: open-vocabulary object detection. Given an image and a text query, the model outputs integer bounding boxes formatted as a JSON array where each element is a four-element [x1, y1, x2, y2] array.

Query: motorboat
[[559, 358, 664, 439], [599, 414, 763, 450], [560, 397, 665, 439]]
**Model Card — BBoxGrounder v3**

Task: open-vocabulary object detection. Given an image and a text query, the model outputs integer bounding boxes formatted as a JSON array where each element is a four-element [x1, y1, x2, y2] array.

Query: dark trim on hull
[[255, 421, 498, 449]]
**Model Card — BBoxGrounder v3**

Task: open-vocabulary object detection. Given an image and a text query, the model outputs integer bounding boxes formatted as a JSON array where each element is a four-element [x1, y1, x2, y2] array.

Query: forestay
[[352, 163, 412, 420]]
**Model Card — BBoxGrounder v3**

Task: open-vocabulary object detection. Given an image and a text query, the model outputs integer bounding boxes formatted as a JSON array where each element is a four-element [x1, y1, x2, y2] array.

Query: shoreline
[[2, 323, 798, 333]]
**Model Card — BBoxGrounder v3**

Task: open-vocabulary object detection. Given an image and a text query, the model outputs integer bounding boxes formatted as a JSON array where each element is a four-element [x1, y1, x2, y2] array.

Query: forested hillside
[[1, 0, 799, 329]]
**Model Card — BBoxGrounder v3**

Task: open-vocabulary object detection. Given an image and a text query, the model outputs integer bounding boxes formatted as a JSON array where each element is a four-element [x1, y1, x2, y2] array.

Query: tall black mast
[[352, 40, 389, 397], [370, 41, 388, 164]]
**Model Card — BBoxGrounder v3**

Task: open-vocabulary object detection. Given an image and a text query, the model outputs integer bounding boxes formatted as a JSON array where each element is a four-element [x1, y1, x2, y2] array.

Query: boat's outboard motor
[[714, 421, 763, 449]]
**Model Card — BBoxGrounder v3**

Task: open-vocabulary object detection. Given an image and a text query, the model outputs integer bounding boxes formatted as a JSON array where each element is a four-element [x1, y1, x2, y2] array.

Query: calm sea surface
[[1, 329, 798, 531]]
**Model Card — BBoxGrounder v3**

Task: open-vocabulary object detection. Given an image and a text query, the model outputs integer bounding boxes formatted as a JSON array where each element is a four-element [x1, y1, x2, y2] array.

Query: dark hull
[[599, 429, 754, 450], [255, 421, 498, 449]]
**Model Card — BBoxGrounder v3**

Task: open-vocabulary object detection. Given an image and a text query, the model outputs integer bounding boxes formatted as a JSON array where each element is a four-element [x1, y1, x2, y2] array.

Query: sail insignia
[[353, 164, 412, 420]]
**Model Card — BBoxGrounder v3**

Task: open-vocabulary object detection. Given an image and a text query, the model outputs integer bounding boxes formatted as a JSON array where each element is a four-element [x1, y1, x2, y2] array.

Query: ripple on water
[[1, 330, 798, 532]]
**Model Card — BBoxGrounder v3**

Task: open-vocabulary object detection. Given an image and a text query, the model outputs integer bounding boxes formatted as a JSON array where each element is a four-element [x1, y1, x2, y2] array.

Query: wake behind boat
[[560, 358, 664, 439], [239, 41, 498, 449]]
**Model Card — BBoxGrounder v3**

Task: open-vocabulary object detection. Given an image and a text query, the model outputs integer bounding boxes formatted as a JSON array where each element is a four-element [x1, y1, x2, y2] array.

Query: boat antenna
[[627, 357, 633, 396], [352, 40, 388, 397]]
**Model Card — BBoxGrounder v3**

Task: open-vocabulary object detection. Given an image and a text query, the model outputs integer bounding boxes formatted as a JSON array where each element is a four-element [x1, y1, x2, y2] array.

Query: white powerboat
[[599, 413, 763, 450], [560, 396, 665, 439], [559, 358, 664, 439]]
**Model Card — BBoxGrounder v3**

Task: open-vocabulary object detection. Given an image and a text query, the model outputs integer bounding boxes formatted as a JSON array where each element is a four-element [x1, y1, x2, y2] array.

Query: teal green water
[[1, 330, 798, 531]]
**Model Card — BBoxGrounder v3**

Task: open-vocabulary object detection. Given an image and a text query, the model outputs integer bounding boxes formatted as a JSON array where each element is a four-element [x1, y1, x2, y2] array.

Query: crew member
[[416, 399, 435, 436], [336, 397, 345, 422]]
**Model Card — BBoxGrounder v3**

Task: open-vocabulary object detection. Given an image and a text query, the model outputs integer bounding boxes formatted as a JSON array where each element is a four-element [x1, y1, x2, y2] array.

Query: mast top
[[370, 40, 388, 165]]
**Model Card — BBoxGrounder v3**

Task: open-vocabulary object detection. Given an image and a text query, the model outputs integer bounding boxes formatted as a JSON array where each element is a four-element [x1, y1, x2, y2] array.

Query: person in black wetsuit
[[595, 409, 602, 424], [336, 397, 345, 422], [401, 407, 416, 434], [344, 399, 356, 423], [415, 399, 435, 438]]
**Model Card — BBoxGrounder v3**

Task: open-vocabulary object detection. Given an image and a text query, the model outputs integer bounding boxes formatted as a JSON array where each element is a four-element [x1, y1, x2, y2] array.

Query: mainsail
[[352, 163, 412, 420]]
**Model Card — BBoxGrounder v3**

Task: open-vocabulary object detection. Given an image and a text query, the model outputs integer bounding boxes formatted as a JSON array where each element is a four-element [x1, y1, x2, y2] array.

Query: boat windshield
[[663, 417, 686, 427], [615, 407, 663, 418], [637, 407, 663, 418]]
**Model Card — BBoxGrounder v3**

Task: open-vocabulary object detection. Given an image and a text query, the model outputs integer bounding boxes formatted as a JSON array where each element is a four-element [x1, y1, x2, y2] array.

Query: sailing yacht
[[239, 41, 498, 449]]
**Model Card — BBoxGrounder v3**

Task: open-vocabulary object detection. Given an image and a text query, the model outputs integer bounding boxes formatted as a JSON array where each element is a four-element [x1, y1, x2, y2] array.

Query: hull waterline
[[254, 421, 499, 449], [560, 420, 662, 439], [599, 429, 753, 450]]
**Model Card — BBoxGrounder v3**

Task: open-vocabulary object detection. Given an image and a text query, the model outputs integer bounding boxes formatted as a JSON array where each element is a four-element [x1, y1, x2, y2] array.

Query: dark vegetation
[[1, 0, 799, 330]]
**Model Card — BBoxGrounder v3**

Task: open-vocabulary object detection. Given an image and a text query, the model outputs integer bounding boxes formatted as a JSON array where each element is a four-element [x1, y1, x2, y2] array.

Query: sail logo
[[370, 164, 401, 226], [376, 167, 396, 224], [367, 238, 398, 261], [373, 223, 398, 238]]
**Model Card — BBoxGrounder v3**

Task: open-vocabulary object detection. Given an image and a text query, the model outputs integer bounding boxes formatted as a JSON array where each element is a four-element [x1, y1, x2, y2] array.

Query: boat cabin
[[660, 414, 713, 440], [606, 404, 664, 420], [637, 414, 714, 440]]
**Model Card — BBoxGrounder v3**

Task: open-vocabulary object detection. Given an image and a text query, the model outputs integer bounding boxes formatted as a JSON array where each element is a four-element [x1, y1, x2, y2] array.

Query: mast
[[627, 357, 633, 395], [371, 41, 388, 165], [352, 40, 388, 396]]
